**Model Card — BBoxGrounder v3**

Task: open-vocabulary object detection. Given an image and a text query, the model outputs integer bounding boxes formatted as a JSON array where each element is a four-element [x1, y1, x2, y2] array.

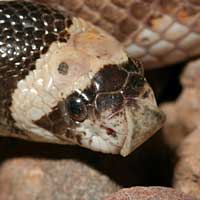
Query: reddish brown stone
[[105, 187, 196, 200], [0, 132, 177, 200], [0, 157, 120, 200]]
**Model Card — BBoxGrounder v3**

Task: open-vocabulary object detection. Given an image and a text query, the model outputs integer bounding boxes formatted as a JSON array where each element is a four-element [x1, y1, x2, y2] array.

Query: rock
[[174, 128, 200, 199], [0, 134, 174, 200], [161, 102, 190, 149], [105, 186, 196, 200], [159, 59, 200, 198], [0, 156, 120, 200], [161, 59, 200, 149]]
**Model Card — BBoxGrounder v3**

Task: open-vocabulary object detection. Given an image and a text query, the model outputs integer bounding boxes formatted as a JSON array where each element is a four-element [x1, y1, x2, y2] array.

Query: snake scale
[[0, 0, 172, 157], [49, 0, 200, 69]]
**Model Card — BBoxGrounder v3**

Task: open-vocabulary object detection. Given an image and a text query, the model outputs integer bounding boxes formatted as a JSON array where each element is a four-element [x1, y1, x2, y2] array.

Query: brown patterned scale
[[0, 0, 164, 156], [52, 0, 200, 69]]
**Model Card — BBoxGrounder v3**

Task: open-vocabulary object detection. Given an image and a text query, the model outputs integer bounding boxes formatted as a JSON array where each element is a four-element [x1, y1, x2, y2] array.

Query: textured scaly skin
[[42, 0, 200, 69], [0, 1, 165, 156]]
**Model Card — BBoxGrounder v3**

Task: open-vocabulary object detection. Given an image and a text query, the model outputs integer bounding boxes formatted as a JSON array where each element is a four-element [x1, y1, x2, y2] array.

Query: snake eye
[[66, 94, 88, 122]]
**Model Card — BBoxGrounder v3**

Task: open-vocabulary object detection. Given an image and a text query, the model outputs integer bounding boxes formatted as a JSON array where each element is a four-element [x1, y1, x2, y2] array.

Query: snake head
[[33, 57, 165, 156], [58, 58, 165, 156], [11, 16, 165, 156], [50, 18, 165, 156]]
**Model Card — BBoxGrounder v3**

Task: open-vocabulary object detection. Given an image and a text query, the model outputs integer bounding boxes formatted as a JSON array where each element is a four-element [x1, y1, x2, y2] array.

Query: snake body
[[54, 0, 200, 69], [0, 0, 164, 156]]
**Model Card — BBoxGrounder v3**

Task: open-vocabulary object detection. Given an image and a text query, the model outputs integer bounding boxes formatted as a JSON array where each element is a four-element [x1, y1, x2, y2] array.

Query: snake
[[0, 0, 168, 157], [45, 0, 200, 69]]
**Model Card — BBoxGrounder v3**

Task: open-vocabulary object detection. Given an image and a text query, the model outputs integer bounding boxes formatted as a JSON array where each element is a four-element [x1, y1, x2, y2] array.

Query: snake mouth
[[90, 85, 165, 156], [80, 63, 165, 156], [120, 100, 165, 156], [76, 97, 165, 156]]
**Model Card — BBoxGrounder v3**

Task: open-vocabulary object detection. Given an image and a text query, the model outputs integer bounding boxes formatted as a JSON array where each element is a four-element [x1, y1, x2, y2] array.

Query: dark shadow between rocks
[[145, 62, 184, 104], [0, 130, 176, 188]]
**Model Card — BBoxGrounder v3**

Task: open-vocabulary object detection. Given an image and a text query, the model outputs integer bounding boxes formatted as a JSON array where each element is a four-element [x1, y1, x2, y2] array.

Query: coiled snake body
[[57, 0, 200, 69], [0, 0, 165, 156]]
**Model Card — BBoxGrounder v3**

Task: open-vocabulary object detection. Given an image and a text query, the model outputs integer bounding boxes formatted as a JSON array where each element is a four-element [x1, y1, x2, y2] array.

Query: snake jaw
[[118, 81, 165, 156], [72, 91, 165, 156], [120, 99, 165, 156], [68, 76, 165, 156], [74, 110, 127, 154]]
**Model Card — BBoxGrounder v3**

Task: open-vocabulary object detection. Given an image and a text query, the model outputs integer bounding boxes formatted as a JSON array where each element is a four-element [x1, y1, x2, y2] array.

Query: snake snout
[[120, 96, 165, 156], [88, 60, 165, 156], [92, 59, 145, 115]]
